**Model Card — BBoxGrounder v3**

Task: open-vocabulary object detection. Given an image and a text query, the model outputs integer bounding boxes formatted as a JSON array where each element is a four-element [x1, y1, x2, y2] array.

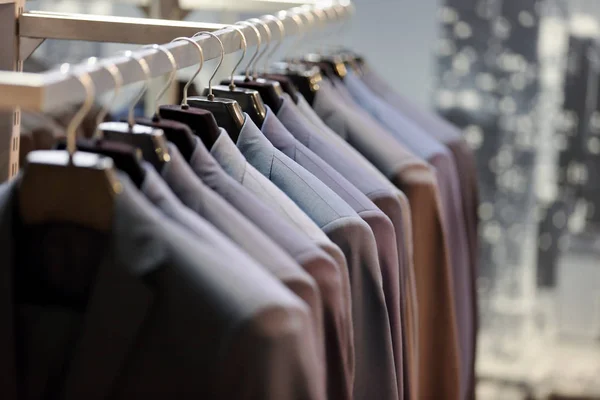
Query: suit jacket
[[282, 93, 420, 400], [159, 143, 325, 355], [313, 79, 461, 400], [0, 172, 325, 400], [236, 116, 398, 400], [343, 71, 473, 399], [272, 97, 406, 399], [207, 132, 354, 400], [362, 67, 480, 398]]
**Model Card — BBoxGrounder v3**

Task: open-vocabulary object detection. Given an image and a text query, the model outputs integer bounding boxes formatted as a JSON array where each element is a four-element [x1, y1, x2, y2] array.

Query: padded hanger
[[98, 49, 170, 172], [19, 67, 120, 232]]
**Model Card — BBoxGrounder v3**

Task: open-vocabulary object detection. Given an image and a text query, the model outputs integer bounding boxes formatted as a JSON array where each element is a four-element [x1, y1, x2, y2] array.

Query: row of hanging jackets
[[2, 52, 480, 400]]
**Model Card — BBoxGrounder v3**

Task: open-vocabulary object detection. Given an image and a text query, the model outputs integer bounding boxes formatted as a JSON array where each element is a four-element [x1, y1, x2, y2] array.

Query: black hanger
[[208, 85, 266, 127], [160, 104, 222, 149], [256, 15, 300, 103], [301, 54, 347, 80], [206, 25, 267, 127], [98, 50, 170, 172], [149, 36, 221, 150], [227, 19, 284, 111], [223, 77, 283, 112], [181, 32, 245, 145], [270, 61, 323, 105], [131, 43, 196, 161], [262, 73, 300, 103], [19, 71, 119, 232], [55, 138, 146, 188]]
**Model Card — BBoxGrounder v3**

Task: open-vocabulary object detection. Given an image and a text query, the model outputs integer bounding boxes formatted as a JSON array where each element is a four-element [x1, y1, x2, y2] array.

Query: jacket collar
[[276, 94, 312, 144], [161, 142, 213, 216], [0, 173, 166, 400], [209, 128, 248, 184], [260, 107, 297, 159], [236, 113, 277, 179]]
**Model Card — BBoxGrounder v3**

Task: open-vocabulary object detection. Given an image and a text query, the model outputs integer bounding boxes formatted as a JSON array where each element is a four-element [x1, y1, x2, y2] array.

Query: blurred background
[[21, 0, 600, 398]]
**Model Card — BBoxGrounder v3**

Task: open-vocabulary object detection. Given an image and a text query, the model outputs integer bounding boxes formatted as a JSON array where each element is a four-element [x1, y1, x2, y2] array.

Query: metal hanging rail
[[0, 0, 351, 180], [2, 2, 350, 113]]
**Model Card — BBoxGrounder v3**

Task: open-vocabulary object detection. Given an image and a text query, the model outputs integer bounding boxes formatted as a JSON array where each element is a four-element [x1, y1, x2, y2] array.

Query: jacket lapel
[[62, 178, 166, 400], [61, 250, 154, 400], [0, 173, 164, 400]]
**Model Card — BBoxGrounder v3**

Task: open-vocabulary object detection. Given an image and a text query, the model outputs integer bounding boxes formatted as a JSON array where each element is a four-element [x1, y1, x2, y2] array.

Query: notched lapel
[[62, 180, 166, 400], [62, 251, 154, 400]]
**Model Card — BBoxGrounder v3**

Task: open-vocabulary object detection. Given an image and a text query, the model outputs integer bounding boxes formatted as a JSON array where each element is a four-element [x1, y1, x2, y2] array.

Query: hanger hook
[[170, 36, 204, 108], [142, 44, 177, 118], [310, 7, 327, 55], [321, 6, 338, 55], [192, 31, 224, 101], [261, 15, 285, 74], [228, 25, 247, 89], [334, 3, 351, 53], [296, 10, 315, 57], [85, 57, 123, 139], [236, 21, 261, 81], [61, 65, 95, 157], [286, 13, 305, 63], [116, 50, 151, 127], [248, 18, 271, 78]]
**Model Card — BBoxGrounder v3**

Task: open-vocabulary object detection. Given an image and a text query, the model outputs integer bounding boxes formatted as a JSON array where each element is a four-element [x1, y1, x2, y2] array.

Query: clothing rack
[[131, 0, 325, 20], [0, 0, 351, 181]]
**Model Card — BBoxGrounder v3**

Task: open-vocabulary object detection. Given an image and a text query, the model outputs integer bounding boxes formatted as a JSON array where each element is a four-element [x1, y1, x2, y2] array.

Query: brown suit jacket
[[314, 80, 461, 400]]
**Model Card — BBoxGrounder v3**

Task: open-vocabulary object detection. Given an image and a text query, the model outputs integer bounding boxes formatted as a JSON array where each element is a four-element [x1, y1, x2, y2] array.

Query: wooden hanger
[[19, 69, 120, 232]]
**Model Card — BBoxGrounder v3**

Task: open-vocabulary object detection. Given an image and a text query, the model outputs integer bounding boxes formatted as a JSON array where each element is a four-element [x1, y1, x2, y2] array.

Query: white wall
[[343, 0, 440, 107], [26, 0, 442, 108]]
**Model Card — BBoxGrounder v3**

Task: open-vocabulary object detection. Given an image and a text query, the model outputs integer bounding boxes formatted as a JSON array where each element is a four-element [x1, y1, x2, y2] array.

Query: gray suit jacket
[[279, 94, 421, 400], [313, 79, 461, 400], [297, 93, 421, 400], [158, 144, 325, 359], [269, 100, 405, 399], [236, 117, 399, 400], [209, 130, 354, 400], [0, 172, 325, 400]]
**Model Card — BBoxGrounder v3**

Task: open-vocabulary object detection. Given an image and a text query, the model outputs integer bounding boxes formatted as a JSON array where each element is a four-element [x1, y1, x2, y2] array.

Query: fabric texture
[[297, 93, 420, 400], [0, 173, 325, 400], [362, 67, 480, 396], [160, 143, 325, 359], [207, 131, 354, 400], [273, 97, 407, 399], [236, 116, 399, 400], [343, 70, 473, 400], [313, 79, 461, 400]]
